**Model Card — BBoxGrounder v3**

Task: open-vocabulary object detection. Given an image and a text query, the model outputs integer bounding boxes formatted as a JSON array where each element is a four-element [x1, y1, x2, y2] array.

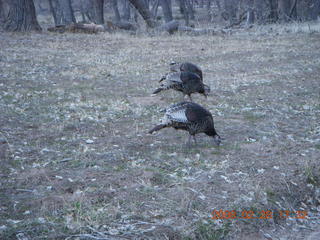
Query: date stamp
[[211, 209, 308, 220]]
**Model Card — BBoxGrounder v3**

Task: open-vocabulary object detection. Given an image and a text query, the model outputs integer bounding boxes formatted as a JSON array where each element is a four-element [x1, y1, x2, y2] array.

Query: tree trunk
[[254, 0, 263, 23], [111, 0, 120, 22], [246, 0, 255, 25], [121, 0, 131, 21], [128, 0, 156, 27], [306, 0, 320, 20], [178, 0, 189, 25], [289, 0, 297, 20], [159, 0, 173, 22], [58, 0, 76, 24], [246, 9, 255, 25], [0, 0, 6, 26], [186, 0, 195, 20], [90, 0, 104, 24], [268, 0, 278, 22], [49, 0, 76, 25], [2, 0, 41, 31], [224, 0, 237, 24], [278, 0, 291, 22], [151, 0, 160, 19]]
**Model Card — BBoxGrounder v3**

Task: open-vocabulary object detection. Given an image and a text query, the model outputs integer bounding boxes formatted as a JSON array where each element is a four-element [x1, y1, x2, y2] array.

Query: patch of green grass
[[314, 144, 320, 150], [150, 171, 170, 185], [243, 112, 265, 122], [305, 166, 320, 186], [266, 189, 277, 205], [185, 221, 231, 240]]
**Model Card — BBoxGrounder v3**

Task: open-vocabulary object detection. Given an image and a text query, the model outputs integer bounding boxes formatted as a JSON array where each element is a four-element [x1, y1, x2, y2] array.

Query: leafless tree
[[111, 0, 121, 22], [121, 0, 131, 21], [160, 0, 173, 22], [128, 0, 156, 27], [48, 0, 76, 25], [1, 0, 41, 31], [278, 0, 291, 21], [151, 0, 160, 19]]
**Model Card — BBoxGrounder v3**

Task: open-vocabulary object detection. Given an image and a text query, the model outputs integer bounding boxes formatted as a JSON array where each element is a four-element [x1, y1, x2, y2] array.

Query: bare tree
[[89, 0, 104, 24], [49, 0, 76, 25], [111, 0, 121, 22], [1, 0, 41, 31], [160, 0, 173, 22], [0, 0, 5, 26], [128, 0, 156, 27], [267, 0, 278, 22], [186, 0, 195, 20], [177, 0, 189, 25], [304, 0, 320, 21], [246, 0, 255, 25], [121, 0, 131, 21], [254, 0, 263, 23], [223, 0, 237, 24], [278, 0, 291, 21], [151, 0, 160, 19]]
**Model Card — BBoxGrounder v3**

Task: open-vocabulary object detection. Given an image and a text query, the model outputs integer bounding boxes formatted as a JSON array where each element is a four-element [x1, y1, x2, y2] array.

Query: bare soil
[[0, 25, 319, 240]]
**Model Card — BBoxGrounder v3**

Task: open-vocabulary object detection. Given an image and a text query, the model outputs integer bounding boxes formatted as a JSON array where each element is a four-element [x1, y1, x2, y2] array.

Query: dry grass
[[0, 23, 320, 239]]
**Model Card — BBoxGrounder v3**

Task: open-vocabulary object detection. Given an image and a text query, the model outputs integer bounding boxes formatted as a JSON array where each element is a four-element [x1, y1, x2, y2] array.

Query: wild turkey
[[149, 102, 221, 146], [152, 71, 210, 101], [170, 62, 203, 81]]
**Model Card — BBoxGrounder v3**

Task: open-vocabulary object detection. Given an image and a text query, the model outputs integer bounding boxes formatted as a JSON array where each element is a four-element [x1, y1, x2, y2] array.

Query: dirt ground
[[0, 23, 319, 240]]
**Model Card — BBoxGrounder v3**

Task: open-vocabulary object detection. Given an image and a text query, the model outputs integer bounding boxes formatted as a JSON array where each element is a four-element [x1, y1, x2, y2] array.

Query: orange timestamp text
[[211, 209, 308, 220]]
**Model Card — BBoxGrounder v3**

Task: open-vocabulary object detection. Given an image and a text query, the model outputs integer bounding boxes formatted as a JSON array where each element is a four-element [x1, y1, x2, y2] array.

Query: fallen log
[[113, 21, 137, 31], [156, 20, 179, 34], [47, 23, 105, 34], [178, 26, 215, 35]]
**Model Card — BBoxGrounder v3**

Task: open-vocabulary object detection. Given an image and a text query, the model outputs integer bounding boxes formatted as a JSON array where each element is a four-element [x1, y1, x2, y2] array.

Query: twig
[[65, 234, 107, 240], [0, 130, 14, 156], [16, 189, 37, 193]]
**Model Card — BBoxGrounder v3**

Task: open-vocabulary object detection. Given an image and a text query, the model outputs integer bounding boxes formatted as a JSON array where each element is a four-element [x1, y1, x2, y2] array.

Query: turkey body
[[149, 102, 221, 145], [170, 62, 203, 81], [152, 71, 210, 101]]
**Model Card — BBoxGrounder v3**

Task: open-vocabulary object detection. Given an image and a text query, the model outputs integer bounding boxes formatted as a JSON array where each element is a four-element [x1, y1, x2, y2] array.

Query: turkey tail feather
[[159, 76, 166, 82], [152, 88, 163, 94], [148, 124, 167, 134]]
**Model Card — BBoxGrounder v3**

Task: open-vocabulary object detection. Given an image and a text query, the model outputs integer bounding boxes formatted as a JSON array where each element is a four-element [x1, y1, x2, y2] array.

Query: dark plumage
[[170, 62, 203, 81], [152, 71, 210, 101], [149, 102, 221, 146]]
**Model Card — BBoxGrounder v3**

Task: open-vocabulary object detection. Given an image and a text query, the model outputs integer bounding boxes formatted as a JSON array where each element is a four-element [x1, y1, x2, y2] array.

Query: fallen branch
[[47, 23, 105, 34], [113, 21, 137, 31], [178, 25, 215, 35], [156, 20, 179, 34]]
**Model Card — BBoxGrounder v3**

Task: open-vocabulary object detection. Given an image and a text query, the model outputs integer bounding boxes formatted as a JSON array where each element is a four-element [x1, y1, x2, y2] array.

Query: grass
[[185, 221, 231, 240], [1, 22, 320, 239]]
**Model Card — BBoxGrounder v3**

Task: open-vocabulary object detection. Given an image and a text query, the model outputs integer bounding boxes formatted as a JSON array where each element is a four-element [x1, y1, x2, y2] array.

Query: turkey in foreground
[[149, 102, 221, 146], [152, 71, 210, 101], [170, 61, 203, 81]]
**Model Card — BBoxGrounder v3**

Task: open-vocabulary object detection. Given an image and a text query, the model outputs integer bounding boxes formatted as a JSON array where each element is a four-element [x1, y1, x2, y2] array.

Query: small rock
[[0, 138, 7, 144], [0, 225, 7, 232], [246, 137, 257, 143], [23, 210, 31, 215], [86, 139, 94, 144], [38, 217, 46, 223], [108, 228, 120, 235]]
